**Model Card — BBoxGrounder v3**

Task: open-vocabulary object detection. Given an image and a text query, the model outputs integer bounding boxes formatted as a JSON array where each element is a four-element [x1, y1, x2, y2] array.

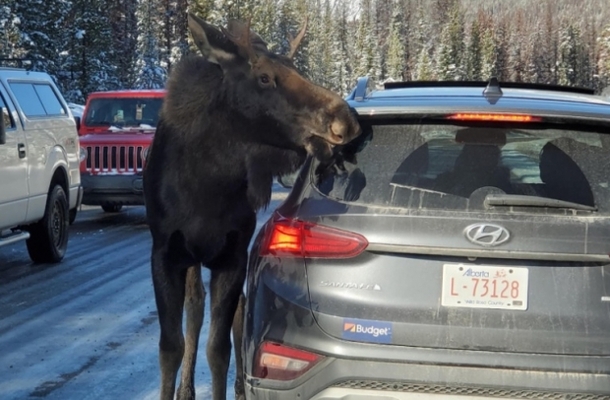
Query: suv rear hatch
[[302, 117, 610, 356]]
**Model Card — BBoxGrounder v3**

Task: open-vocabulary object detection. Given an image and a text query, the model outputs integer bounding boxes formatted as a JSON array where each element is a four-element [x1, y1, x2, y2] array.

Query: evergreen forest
[[1, 0, 609, 103]]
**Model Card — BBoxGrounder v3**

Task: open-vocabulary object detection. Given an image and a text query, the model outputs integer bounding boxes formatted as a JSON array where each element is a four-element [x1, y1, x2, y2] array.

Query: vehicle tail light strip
[[85, 146, 145, 173], [446, 113, 542, 123], [259, 215, 368, 258], [253, 341, 323, 381]]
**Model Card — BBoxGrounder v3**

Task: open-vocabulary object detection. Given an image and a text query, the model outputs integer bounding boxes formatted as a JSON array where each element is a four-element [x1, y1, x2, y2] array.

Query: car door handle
[[18, 143, 26, 158]]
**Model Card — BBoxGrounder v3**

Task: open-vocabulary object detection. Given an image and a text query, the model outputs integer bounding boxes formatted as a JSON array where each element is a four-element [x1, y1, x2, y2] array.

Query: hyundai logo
[[464, 223, 510, 247]]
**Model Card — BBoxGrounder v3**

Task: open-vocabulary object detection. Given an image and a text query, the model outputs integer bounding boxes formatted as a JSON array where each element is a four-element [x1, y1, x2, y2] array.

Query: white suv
[[0, 66, 82, 263]]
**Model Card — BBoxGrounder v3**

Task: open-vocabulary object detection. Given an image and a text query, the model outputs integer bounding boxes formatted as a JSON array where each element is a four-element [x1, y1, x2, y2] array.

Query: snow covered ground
[[0, 183, 290, 400]]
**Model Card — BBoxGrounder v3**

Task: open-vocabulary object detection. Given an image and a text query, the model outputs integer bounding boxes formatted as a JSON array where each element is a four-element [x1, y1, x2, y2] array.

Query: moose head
[[186, 13, 361, 159]]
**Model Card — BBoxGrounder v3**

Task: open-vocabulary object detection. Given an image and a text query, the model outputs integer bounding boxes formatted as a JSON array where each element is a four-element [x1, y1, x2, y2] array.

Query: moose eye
[[258, 74, 274, 88]]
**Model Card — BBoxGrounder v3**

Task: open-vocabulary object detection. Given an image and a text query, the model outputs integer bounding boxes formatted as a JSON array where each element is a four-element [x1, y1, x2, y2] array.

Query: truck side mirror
[[74, 116, 81, 133], [0, 107, 6, 145]]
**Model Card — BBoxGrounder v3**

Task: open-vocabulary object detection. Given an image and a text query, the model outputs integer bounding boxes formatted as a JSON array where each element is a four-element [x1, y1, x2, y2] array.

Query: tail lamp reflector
[[447, 113, 542, 123], [259, 217, 368, 258], [253, 342, 323, 381]]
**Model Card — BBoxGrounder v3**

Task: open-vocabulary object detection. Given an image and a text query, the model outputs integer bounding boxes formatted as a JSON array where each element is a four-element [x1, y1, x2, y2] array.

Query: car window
[[8, 82, 66, 118], [33, 84, 67, 116], [0, 93, 15, 129], [84, 97, 163, 128], [314, 122, 610, 215]]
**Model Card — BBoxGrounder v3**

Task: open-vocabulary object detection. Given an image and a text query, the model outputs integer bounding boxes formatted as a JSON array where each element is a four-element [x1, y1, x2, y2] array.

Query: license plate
[[441, 264, 529, 310]]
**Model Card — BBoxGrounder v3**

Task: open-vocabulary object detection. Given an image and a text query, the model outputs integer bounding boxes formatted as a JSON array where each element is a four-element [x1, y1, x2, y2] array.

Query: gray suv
[[243, 78, 610, 399]]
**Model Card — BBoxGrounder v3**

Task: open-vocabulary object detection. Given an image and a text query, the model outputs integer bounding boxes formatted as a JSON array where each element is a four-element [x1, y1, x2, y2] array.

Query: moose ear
[[188, 13, 239, 65]]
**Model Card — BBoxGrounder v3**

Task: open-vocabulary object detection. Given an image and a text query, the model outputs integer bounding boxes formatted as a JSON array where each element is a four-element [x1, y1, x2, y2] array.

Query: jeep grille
[[85, 146, 145, 174]]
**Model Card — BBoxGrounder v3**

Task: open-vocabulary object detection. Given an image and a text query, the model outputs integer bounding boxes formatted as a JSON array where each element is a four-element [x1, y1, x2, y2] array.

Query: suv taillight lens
[[446, 113, 542, 122], [259, 216, 368, 258], [253, 342, 323, 381]]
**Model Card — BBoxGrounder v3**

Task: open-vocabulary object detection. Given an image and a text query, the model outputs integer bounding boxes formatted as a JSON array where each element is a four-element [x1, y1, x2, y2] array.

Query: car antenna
[[483, 76, 502, 104]]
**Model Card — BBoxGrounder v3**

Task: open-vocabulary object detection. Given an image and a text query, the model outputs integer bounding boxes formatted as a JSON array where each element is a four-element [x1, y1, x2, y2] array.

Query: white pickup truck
[[0, 66, 82, 263]]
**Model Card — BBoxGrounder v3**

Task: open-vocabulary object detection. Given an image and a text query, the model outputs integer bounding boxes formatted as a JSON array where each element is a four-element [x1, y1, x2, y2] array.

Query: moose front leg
[[206, 222, 254, 400], [151, 246, 187, 400]]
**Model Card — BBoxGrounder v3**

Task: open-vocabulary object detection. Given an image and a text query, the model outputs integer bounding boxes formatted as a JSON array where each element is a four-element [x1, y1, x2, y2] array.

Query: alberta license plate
[[441, 264, 529, 310]]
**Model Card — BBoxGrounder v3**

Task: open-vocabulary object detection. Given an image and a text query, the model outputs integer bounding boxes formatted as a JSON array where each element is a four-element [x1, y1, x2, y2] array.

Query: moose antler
[[287, 16, 309, 59], [222, 19, 258, 61]]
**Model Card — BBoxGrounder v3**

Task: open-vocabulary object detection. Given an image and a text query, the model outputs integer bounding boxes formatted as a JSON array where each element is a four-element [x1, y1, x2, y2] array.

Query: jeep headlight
[[141, 146, 149, 160], [79, 147, 87, 162]]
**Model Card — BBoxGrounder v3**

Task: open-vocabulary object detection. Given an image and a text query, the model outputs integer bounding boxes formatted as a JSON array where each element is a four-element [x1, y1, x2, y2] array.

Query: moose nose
[[330, 120, 347, 144]]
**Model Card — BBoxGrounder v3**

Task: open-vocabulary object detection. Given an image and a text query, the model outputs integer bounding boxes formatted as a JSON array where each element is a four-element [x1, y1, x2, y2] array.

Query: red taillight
[[446, 113, 542, 123], [253, 342, 323, 380], [259, 217, 368, 258]]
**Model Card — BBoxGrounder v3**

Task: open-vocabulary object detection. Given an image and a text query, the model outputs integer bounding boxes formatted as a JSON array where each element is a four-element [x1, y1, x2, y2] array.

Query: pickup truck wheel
[[101, 204, 123, 213], [26, 185, 69, 263]]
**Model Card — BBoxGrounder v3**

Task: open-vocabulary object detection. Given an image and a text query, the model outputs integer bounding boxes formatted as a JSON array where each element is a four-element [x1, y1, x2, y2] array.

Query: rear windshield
[[84, 97, 163, 128], [314, 121, 610, 215]]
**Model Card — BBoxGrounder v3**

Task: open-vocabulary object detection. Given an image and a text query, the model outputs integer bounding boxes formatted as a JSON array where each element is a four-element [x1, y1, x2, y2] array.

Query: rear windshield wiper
[[485, 194, 597, 212]]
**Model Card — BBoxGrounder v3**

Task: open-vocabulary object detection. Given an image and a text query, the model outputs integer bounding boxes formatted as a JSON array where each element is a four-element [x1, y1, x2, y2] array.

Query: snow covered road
[[0, 184, 290, 400]]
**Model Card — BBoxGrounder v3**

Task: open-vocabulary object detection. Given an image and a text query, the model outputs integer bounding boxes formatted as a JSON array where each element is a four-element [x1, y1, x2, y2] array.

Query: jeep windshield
[[314, 119, 610, 216], [84, 97, 163, 129]]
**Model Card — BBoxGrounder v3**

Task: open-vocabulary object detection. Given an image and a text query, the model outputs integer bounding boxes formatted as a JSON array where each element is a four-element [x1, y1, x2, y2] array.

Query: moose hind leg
[[152, 247, 187, 400], [206, 231, 251, 400], [232, 292, 247, 400], [177, 266, 205, 400]]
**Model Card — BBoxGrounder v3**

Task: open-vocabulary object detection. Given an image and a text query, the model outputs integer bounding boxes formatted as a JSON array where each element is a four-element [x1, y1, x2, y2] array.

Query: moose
[[143, 13, 361, 400]]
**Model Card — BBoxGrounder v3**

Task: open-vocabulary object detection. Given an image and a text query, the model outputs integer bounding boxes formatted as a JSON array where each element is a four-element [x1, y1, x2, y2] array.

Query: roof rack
[[383, 79, 595, 96], [0, 58, 34, 70], [349, 76, 377, 102]]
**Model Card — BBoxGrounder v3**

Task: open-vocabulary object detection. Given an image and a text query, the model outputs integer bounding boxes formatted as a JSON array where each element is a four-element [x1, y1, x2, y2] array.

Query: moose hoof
[[176, 384, 195, 400]]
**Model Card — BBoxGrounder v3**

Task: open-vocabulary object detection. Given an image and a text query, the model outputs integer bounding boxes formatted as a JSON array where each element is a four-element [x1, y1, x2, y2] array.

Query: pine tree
[[108, 0, 138, 88], [14, 0, 72, 79], [558, 24, 585, 86], [493, 21, 509, 81], [386, 0, 408, 81], [353, 0, 378, 79], [0, 4, 26, 60], [60, 0, 120, 103], [525, 31, 544, 83], [189, 0, 215, 22], [507, 10, 526, 82], [480, 24, 496, 80], [159, 0, 189, 74], [597, 24, 610, 91], [541, 1, 558, 84], [134, 0, 166, 89], [373, 0, 392, 81], [330, 0, 353, 95], [415, 46, 434, 80], [436, 2, 465, 81], [466, 19, 482, 80]]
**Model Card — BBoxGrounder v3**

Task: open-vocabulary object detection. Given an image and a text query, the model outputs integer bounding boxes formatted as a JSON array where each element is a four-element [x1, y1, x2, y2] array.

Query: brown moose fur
[[143, 14, 360, 400]]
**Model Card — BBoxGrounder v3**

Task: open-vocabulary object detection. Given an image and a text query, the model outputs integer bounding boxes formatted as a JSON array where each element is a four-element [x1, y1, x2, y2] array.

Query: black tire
[[69, 208, 77, 225], [101, 204, 123, 213], [26, 185, 69, 263]]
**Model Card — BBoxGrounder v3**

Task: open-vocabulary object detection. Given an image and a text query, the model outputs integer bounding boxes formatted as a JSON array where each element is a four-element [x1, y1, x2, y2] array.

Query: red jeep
[[77, 89, 165, 212]]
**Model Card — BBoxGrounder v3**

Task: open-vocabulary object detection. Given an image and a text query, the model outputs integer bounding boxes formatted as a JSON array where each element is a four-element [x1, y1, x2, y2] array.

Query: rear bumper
[[80, 173, 144, 205], [246, 358, 610, 399], [246, 359, 610, 400], [243, 288, 610, 400], [245, 331, 610, 400]]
